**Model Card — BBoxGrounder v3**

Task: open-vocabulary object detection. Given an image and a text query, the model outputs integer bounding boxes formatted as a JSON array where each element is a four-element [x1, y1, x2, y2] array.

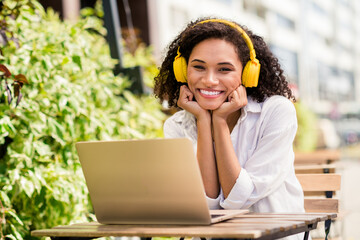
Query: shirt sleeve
[[163, 117, 183, 138], [220, 97, 298, 209], [206, 195, 221, 209]]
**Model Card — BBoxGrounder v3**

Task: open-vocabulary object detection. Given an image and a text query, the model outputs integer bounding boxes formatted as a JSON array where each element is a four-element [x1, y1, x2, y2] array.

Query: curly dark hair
[[154, 17, 294, 108]]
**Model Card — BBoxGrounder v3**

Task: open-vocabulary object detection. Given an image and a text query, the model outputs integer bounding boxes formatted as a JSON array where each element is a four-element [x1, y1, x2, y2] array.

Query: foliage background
[[293, 101, 319, 152], [0, 1, 165, 239]]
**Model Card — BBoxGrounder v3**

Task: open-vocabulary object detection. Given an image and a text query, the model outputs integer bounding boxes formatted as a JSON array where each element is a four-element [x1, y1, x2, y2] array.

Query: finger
[[185, 89, 194, 102], [181, 85, 193, 95], [180, 85, 194, 102], [239, 84, 246, 93], [234, 85, 244, 98], [237, 86, 248, 105], [180, 85, 191, 100], [179, 85, 188, 95], [229, 89, 239, 102]]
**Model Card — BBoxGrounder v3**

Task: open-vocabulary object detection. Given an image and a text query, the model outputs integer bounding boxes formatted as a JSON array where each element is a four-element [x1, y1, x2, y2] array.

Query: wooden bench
[[295, 163, 336, 174], [295, 149, 340, 165], [296, 173, 342, 240], [297, 174, 341, 212]]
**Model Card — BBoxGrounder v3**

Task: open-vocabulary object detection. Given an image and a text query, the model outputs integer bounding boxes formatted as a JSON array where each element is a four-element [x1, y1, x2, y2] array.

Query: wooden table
[[31, 212, 336, 240]]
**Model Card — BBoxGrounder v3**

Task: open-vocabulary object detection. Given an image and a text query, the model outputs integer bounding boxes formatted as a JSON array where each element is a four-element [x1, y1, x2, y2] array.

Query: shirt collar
[[237, 97, 261, 122], [244, 97, 262, 113]]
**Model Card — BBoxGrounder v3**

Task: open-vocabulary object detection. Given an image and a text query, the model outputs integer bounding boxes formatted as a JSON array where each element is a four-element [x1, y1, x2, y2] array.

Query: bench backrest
[[295, 149, 340, 165], [296, 173, 341, 213]]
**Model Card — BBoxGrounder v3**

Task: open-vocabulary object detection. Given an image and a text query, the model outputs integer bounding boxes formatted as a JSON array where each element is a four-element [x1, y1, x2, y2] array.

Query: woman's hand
[[177, 85, 210, 120], [213, 85, 248, 120]]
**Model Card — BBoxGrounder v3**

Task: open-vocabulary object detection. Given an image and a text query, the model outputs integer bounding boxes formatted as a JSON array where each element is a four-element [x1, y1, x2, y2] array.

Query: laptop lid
[[76, 138, 215, 225]]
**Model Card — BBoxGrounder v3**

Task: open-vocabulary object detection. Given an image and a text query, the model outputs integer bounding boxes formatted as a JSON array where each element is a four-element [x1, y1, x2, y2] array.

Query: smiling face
[[187, 38, 243, 110]]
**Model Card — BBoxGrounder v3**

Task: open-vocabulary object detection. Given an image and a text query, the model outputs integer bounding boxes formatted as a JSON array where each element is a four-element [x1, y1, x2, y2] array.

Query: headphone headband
[[194, 19, 257, 60]]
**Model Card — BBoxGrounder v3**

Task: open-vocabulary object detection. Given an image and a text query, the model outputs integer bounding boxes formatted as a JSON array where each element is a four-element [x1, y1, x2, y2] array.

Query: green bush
[[293, 101, 319, 152], [0, 1, 165, 239]]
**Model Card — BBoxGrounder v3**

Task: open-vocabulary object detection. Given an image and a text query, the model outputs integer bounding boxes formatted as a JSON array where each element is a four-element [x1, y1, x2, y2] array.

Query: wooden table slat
[[31, 212, 337, 239]]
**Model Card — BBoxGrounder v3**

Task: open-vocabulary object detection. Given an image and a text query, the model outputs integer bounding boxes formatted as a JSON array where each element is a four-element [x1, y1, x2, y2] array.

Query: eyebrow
[[191, 59, 205, 63], [191, 59, 235, 66], [218, 62, 235, 66]]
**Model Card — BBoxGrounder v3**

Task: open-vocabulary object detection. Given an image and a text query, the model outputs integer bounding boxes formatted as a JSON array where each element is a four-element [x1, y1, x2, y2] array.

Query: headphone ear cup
[[173, 55, 188, 83], [242, 59, 260, 88]]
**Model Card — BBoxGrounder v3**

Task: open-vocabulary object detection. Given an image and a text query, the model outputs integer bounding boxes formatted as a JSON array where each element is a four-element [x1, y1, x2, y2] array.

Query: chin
[[206, 106, 219, 110], [199, 104, 222, 110]]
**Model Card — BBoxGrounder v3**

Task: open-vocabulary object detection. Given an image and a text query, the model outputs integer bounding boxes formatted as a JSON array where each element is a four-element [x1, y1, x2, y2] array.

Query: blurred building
[[41, 0, 360, 116], [41, 0, 360, 141], [148, 0, 360, 118]]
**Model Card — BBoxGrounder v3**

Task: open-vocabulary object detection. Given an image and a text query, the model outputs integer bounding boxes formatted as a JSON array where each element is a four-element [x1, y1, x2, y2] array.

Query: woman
[[154, 18, 305, 239]]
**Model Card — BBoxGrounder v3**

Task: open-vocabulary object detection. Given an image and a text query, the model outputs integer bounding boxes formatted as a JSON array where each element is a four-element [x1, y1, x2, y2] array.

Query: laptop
[[76, 138, 248, 225]]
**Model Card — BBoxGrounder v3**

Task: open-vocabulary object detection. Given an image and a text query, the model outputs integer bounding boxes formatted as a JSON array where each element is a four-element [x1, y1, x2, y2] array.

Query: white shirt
[[164, 95, 306, 240]]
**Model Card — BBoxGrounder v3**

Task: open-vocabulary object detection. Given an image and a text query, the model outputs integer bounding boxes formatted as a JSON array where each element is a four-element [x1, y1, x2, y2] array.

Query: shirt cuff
[[220, 168, 254, 209], [206, 194, 221, 209]]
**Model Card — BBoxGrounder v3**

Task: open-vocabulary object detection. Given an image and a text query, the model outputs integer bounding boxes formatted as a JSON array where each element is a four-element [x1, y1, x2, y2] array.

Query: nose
[[202, 71, 218, 87]]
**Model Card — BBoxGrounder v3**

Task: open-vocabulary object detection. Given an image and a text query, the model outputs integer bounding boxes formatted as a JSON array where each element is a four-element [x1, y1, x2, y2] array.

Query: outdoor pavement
[[339, 155, 360, 240]]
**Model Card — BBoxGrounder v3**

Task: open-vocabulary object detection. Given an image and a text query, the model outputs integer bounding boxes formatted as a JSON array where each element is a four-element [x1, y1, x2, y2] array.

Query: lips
[[199, 89, 222, 96]]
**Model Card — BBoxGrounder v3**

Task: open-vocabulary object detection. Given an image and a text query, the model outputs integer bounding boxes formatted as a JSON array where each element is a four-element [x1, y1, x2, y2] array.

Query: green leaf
[[7, 210, 24, 226], [10, 223, 24, 240], [0, 190, 11, 206], [4, 234, 18, 240], [20, 176, 35, 197], [61, 56, 70, 65], [72, 55, 82, 70], [0, 116, 16, 135]]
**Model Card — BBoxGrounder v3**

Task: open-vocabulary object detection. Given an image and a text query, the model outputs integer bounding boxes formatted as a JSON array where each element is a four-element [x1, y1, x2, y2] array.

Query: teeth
[[200, 89, 221, 96]]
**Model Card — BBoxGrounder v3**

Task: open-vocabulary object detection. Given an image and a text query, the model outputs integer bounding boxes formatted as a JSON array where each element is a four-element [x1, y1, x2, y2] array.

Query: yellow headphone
[[173, 19, 260, 87]]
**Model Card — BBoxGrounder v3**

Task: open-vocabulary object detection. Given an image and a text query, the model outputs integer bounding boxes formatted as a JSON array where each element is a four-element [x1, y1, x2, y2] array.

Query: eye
[[193, 65, 205, 70], [219, 67, 232, 72]]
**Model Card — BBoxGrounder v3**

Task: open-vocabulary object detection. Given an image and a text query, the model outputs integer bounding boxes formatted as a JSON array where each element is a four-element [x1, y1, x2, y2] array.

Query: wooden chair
[[295, 163, 336, 174], [296, 173, 341, 240], [295, 149, 340, 165]]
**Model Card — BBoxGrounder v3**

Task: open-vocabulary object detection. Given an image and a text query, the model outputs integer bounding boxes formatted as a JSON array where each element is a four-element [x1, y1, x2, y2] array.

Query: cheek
[[227, 75, 242, 91], [187, 83, 196, 94], [186, 71, 197, 93]]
